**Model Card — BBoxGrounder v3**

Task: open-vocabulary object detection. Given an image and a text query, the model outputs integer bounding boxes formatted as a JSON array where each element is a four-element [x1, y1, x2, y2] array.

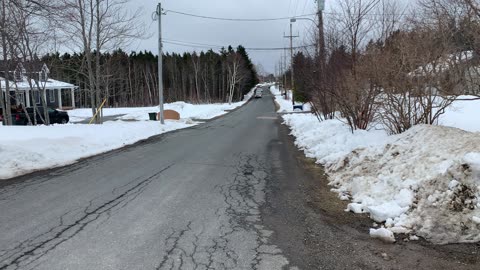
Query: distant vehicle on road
[[13, 107, 70, 125], [255, 88, 263, 98]]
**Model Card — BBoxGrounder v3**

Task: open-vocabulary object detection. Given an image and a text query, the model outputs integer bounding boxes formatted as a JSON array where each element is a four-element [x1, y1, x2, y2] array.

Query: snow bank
[[283, 113, 480, 244], [0, 121, 194, 179], [330, 125, 480, 244], [270, 86, 311, 113], [67, 101, 247, 123], [282, 114, 388, 166], [0, 98, 253, 179]]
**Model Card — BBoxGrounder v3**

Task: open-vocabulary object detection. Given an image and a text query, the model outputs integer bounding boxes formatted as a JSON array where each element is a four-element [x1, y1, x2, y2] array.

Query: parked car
[[1, 106, 21, 124], [254, 88, 263, 98], [14, 107, 69, 125]]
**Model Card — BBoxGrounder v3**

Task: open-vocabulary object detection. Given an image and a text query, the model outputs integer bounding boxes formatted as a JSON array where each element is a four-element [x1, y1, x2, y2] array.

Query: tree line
[[288, 0, 480, 134], [1, 0, 259, 125], [42, 46, 258, 108]]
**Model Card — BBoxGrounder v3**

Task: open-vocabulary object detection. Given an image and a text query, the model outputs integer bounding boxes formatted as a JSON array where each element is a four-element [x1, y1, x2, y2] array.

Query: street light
[[290, 17, 317, 25], [289, 17, 319, 106], [290, 17, 319, 56]]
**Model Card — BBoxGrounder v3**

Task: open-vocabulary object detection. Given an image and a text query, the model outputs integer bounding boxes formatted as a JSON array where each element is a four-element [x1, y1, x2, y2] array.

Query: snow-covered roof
[[409, 51, 475, 77], [0, 77, 77, 91]]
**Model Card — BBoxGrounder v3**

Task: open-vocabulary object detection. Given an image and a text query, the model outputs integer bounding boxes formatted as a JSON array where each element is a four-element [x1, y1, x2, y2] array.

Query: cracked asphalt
[[1, 87, 478, 270], [0, 88, 294, 270]]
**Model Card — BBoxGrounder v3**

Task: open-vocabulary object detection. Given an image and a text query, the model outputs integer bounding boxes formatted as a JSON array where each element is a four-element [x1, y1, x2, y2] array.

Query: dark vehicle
[[1, 106, 21, 124], [14, 107, 69, 125]]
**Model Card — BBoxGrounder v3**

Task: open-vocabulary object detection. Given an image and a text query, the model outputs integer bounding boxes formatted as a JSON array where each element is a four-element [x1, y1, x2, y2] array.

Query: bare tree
[[60, 0, 143, 123], [1, 0, 55, 125], [226, 52, 247, 105], [0, 0, 15, 125]]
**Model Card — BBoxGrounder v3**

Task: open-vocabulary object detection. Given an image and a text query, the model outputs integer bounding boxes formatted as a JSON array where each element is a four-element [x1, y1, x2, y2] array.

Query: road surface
[[1, 87, 478, 270], [0, 87, 291, 270]]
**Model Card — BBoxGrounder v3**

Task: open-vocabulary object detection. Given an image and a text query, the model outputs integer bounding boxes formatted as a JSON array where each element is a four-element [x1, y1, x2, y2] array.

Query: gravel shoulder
[[263, 115, 480, 270]]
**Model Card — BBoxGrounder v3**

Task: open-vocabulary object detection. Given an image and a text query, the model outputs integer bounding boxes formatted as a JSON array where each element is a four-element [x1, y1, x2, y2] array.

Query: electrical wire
[[163, 39, 315, 51], [163, 9, 316, 22], [293, 0, 300, 17], [301, 0, 309, 15], [287, 0, 294, 17]]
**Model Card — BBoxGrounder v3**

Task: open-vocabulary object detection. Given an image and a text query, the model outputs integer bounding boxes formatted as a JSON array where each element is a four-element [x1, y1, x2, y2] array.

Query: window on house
[[34, 91, 41, 104], [16, 92, 25, 105], [50, 90, 56, 103]]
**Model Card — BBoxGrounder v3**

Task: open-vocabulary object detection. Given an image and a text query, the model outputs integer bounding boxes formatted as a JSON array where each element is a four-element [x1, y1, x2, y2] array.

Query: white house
[[0, 63, 77, 109]]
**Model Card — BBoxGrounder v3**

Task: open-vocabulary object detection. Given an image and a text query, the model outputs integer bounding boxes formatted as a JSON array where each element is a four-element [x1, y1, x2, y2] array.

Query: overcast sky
[[129, 0, 329, 74]]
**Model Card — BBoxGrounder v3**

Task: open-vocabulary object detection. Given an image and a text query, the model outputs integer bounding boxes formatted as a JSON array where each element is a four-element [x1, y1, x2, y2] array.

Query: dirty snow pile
[[283, 102, 480, 244], [270, 86, 311, 113]]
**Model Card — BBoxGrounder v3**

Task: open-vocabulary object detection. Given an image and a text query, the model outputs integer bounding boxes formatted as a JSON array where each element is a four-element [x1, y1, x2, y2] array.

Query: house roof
[[409, 51, 475, 77], [0, 77, 77, 91]]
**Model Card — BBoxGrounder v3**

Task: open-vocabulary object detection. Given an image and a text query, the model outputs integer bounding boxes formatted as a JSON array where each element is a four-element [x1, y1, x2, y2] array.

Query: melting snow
[[282, 100, 480, 244]]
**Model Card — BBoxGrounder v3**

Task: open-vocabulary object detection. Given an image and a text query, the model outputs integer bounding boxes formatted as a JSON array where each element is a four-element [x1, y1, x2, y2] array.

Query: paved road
[[0, 87, 293, 270], [1, 87, 478, 270]]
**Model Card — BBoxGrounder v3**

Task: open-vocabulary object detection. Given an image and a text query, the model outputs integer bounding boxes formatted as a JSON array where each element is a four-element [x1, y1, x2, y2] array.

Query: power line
[[301, 0, 309, 15], [164, 9, 316, 22], [288, 0, 294, 17], [163, 39, 315, 51], [293, 0, 300, 17], [164, 39, 224, 48], [323, 11, 408, 17]]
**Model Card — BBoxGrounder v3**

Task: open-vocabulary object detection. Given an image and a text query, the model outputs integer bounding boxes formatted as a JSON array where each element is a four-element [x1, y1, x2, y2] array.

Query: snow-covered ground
[[0, 97, 252, 180], [282, 96, 480, 244], [270, 86, 311, 113], [439, 95, 480, 132], [68, 101, 246, 123]]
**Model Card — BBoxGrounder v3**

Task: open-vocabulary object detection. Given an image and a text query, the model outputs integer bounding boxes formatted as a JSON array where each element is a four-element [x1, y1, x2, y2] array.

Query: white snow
[[281, 98, 480, 244], [270, 86, 311, 113], [369, 228, 396, 243], [439, 96, 480, 132], [67, 101, 248, 123], [472, 216, 480, 224], [0, 76, 75, 91], [0, 121, 193, 179], [409, 235, 419, 241], [0, 98, 252, 179]]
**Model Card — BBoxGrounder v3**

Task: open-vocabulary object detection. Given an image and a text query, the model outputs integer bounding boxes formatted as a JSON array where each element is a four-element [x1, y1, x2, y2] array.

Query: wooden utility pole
[[284, 24, 299, 104], [317, 0, 326, 73], [283, 48, 287, 96], [156, 2, 165, 124]]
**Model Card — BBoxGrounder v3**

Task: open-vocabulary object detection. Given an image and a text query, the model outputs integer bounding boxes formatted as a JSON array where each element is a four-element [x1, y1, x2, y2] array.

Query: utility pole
[[283, 48, 287, 97], [317, 0, 326, 72], [156, 2, 165, 124], [284, 23, 299, 105]]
